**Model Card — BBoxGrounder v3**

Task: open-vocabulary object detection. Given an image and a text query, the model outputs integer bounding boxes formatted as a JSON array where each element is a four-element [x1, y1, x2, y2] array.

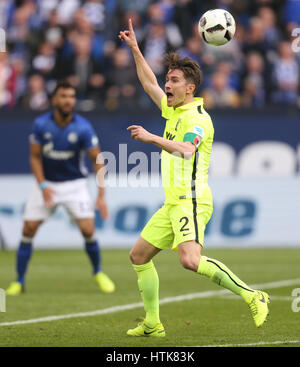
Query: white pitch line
[[189, 340, 300, 347], [0, 277, 299, 327]]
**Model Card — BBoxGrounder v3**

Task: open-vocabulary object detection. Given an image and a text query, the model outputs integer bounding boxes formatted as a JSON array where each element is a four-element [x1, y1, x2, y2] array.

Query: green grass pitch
[[0, 248, 300, 347]]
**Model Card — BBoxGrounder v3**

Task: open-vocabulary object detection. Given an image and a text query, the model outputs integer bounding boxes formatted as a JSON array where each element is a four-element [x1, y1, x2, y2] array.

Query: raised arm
[[119, 19, 165, 109]]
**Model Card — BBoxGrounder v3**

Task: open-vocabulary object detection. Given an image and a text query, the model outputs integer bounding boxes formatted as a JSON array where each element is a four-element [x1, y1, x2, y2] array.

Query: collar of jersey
[[50, 112, 77, 126], [174, 97, 204, 111]]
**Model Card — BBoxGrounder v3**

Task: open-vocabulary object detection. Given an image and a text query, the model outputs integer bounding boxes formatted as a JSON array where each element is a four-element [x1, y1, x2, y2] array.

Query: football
[[198, 9, 236, 46]]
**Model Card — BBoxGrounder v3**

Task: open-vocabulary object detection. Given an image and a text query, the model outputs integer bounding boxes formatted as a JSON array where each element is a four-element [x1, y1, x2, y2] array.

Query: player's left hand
[[127, 125, 153, 143], [96, 196, 109, 220]]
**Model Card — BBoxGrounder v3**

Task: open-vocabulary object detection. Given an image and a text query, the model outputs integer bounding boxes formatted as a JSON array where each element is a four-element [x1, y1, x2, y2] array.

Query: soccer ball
[[198, 9, 236, 46]]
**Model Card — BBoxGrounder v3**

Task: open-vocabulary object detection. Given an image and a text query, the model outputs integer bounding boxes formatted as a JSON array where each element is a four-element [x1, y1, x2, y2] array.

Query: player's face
[[165, 69, 194, 108], [52, 88, 76, 116]]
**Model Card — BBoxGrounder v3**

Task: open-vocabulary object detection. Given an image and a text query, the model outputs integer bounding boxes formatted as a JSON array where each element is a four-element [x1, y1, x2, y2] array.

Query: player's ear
[[187, 83, 196, 95]]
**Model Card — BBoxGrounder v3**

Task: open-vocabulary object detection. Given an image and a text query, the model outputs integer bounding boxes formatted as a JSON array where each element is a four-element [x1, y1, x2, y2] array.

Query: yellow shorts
[[141, 201, 213, 251]]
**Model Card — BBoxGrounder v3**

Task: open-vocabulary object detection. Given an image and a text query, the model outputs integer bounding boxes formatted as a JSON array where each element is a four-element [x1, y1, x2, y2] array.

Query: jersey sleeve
[[29, 119, 43, 145], [81, 122, 99, 150], [161, 95, 174, 120]]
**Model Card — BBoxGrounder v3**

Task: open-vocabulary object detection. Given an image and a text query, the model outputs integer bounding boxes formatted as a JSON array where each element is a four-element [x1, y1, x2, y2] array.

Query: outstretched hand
[[118, 18, 138, 49], [127, 125, 154, 143]]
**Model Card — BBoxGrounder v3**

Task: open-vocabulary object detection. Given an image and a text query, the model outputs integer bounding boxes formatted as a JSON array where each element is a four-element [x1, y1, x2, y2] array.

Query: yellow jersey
[[160, 95, 214, 205]]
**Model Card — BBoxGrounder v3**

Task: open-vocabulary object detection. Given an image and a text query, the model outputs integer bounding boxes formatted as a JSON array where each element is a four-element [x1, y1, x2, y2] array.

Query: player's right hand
[[118, 18, 138, 49], [42, 187, 55, 208]]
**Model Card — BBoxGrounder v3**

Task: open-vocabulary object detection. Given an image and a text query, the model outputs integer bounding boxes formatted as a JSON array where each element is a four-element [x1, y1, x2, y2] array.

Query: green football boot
[[127, 320, 166, 337], [6, 281, 24, 296], [248, 290, 270, 327], [94, 272, 115, 293]]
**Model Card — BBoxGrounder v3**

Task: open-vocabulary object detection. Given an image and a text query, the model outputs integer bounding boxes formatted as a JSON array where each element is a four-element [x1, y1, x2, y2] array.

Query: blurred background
[[0, 0, 300, 250]]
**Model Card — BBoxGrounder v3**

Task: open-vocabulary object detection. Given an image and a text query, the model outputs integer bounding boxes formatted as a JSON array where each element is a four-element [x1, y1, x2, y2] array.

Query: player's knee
[[129, 248, 137, 264], [180, 255, 199, 272], [23, 221, 40, 238], [80, 225, 95, 239], [129, 248, 145, 265], [82, 229, 95, 239]]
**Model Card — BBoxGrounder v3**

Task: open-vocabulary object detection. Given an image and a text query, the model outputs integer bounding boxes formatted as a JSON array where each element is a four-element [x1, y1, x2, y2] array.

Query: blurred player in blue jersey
[[6, 80, 115, 295]]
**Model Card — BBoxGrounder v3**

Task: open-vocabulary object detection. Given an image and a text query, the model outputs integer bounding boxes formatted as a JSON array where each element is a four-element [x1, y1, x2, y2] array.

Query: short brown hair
[[165, 52, 202, 94]]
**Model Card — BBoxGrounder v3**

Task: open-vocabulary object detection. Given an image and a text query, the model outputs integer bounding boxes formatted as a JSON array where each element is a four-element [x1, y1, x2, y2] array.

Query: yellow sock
[[133, 261, 160, 327], [197, 256, 255, 303]]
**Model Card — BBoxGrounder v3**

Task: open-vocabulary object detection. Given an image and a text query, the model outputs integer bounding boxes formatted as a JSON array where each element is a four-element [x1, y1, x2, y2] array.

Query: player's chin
[[61, 106, 74, 114], [166, 96, 175, 107]]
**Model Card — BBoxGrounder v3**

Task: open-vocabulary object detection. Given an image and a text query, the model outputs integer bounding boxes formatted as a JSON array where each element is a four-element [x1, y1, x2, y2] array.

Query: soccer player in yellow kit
[[119, 20, 270, 337]]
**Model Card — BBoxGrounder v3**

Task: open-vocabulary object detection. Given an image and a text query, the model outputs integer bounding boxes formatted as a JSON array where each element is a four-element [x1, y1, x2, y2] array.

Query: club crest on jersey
[[193, 126, 204, 138], [44, 132, 52, 140], [68, 132, 78, 143]]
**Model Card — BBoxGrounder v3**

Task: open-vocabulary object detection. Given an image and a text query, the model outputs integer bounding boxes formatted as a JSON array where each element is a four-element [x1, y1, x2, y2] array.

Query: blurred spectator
[[0, 52, 14, 107], [216, 60, 240, 91], [0, 0, 15, 30], [10, 56, 27, 106], [147, 2, 183, 49], [7, 2, 35, 52], [42, 10, 65, 50], [156, 0, 176, 24], [106, 47, 138, 109], [35, 0, 59, 24], [122, 11, 146, 43], [271, 41, 299, 105], [243, 17, 266, 56], [72, 8, 108, 62], [82, 0, 107, 32], [241, 52, 265, 107], [56, 33, 106, 101], [140, 21, 172, 81], [31, 41, 56, 81], [177, 36, 203, 66], [258, 7, 280, 50], [202, 71, 240, 108], [55, 0, 81, 26], [22, 74, 49, 111], [174, 0, 203, 42]]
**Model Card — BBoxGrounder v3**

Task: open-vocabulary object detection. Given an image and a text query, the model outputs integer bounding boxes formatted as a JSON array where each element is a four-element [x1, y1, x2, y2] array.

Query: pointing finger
[[129, 18, 134, 33]]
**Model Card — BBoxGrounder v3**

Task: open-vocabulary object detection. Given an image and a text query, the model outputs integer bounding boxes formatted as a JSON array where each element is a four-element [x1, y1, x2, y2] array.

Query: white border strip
[[1, 278, 299, 327]]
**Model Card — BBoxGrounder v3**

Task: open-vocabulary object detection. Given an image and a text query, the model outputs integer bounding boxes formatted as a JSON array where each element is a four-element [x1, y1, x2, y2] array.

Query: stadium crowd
[[0, 0, 300, 111]]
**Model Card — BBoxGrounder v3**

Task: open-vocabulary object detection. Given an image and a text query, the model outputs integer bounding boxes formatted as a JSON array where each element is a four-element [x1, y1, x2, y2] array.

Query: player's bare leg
[[127, 237, 165, 337], [178, 241, 270, 327], [177, 240, 201, 272], [77, 218, 115, 293], [6, 220, 42, 295], [129, 236, 161, 265]]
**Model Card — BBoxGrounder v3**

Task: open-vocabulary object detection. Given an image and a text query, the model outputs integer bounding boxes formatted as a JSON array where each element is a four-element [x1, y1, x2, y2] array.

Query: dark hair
[[52, 80, 76, 97], [165, 52, 202, 94]]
